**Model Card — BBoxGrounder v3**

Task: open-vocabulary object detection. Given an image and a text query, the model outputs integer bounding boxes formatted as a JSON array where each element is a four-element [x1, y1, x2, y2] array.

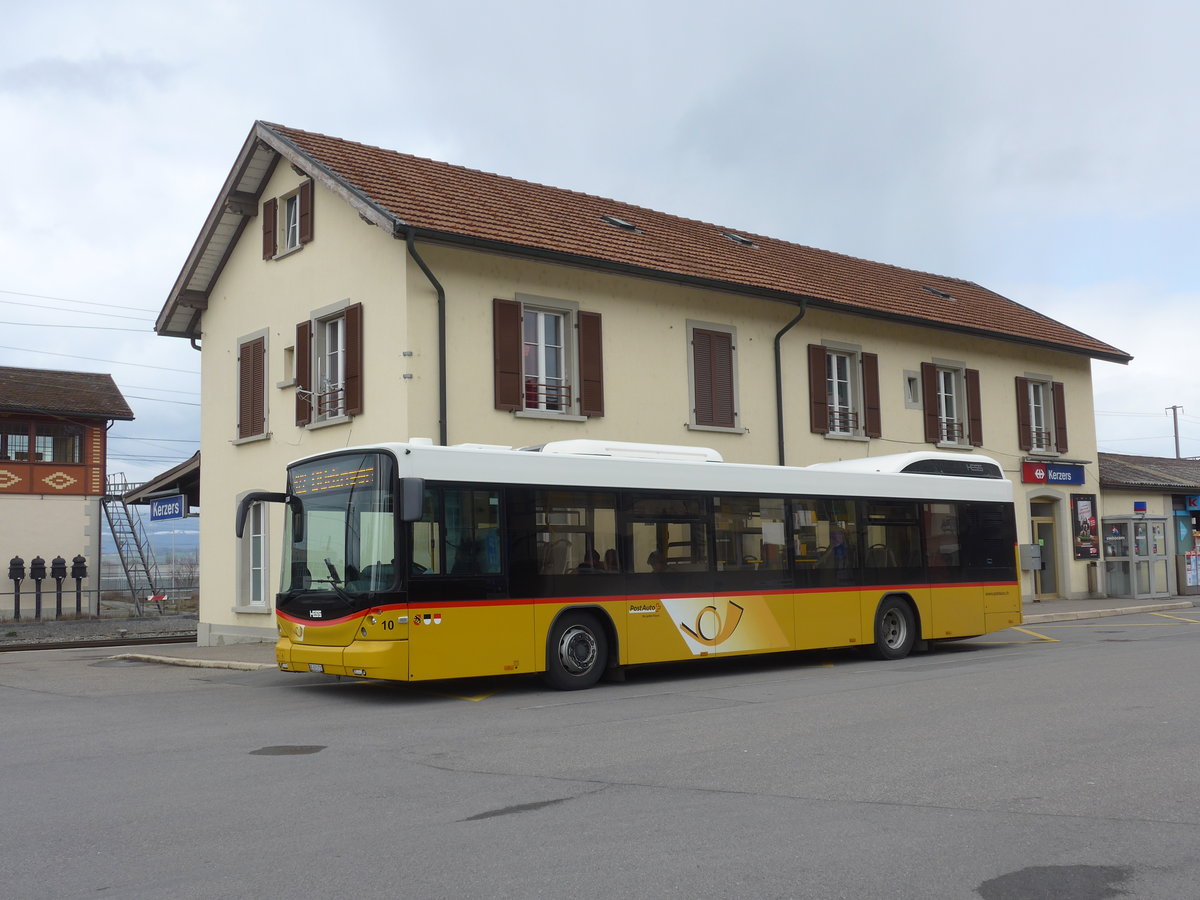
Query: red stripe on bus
[[278, 579, 1018, 624]]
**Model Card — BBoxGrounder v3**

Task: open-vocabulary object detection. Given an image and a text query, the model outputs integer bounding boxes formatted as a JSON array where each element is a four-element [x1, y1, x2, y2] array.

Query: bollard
[[8, 556, 25, 621], [71, 554, 88, 616], [51, 556, 67, 618], [30, 555, 46, 620]]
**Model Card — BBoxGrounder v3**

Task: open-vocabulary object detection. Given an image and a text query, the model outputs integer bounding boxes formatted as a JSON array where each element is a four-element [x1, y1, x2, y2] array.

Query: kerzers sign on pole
[[149, 495, 186, 521], [1021, 462, 1085, 485]]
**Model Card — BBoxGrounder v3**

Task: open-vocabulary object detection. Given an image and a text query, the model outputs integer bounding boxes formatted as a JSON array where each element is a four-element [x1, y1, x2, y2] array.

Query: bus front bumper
[[276, 637, 409, 681]]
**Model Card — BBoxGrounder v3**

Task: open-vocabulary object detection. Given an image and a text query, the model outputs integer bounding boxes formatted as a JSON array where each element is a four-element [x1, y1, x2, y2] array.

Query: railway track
[[0, 634, 198, 653]]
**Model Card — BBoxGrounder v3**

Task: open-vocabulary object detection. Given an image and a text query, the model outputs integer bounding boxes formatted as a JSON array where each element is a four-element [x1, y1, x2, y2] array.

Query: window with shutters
[[262, 179, 314, 260], [807, 343, 880, 439], [295, 301, 363, 427], [687, 320, 743, 432], [921, 360, 982, 448], [236, 330, 268, 442], [1016, 376, 1068, 454], [492, 296, 603, 420]]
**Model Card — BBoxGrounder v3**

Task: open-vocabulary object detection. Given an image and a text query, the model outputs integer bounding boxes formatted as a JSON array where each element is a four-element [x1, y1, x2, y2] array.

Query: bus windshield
[[281, 452, 397, 596]]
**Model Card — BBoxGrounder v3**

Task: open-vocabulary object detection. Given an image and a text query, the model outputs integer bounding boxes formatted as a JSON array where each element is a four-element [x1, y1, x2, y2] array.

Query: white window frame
[[934, 360, 968, 446], [513, 294, 586, 421], [1024, 375, 1057, 453], [275, 185, 306, 255], [822, 341, 866, 439], [686, 319, 745, 434], [235, 494, 271, 612], [307, 300, 351, 425]]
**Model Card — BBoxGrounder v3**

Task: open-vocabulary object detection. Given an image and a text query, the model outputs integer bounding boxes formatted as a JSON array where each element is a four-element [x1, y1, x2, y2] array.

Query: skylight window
[[601, 215, 641, 233], [722, 232, 758, 248], [922, 286, 956, 301]]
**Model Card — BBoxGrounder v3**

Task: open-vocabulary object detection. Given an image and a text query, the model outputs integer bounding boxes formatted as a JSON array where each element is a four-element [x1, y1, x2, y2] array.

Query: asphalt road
[[3, 610, 1200, 899]]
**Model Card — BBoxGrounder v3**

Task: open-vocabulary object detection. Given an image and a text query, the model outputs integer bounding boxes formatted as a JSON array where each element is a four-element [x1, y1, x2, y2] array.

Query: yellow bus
[[237, 440, 1020, 690]]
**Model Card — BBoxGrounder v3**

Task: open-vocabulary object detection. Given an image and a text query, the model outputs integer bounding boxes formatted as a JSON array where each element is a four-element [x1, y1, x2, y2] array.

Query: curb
[[108, 653, 276, 671], [1022, 601, 1196, 624]]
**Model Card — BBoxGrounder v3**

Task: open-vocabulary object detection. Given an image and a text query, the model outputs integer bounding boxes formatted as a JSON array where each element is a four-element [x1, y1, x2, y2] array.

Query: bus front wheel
[[869, 597, 915, 660], [544, 612, 608, 690]]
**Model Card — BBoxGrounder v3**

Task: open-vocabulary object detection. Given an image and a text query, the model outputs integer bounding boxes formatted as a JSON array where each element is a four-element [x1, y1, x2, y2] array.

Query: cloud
[[0, 55, 174, 99]]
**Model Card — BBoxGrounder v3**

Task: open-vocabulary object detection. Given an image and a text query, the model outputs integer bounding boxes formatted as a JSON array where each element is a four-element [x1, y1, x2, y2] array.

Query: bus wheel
[[869, 597, 915, 660], [544, 612, 608, 690]]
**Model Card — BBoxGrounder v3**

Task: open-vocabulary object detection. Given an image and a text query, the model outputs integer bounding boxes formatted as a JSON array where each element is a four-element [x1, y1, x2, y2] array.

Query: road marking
[[1151, 612, 1200, 624], [1033, 622, 1194, 627], [1009, 626, 1059, 643]]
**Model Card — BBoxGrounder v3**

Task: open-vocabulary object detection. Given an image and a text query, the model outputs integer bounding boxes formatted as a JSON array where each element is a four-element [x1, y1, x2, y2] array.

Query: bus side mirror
[[236, 491, 290, 538], [400, 477, 425, 522]]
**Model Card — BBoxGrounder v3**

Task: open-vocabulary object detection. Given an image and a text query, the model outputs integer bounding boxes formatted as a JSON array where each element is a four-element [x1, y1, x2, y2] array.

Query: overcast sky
[[2, 0, 1198, 484]]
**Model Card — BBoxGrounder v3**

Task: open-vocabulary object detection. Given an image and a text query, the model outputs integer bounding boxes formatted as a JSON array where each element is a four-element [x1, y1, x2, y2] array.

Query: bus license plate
[[308, 663, 324, 673]]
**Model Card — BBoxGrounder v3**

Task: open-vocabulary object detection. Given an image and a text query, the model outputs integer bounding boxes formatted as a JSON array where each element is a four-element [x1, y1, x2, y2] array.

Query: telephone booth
[[1102, 515, 1171, 599]]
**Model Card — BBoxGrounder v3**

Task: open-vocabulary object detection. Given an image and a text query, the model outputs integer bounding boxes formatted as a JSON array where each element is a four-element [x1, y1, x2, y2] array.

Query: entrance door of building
[[1032, 517, 1058, 599]]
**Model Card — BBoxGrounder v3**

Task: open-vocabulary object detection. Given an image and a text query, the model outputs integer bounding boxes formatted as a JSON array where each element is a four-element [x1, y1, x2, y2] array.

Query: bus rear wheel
[[544, 612, 608, 690], [869, 597, 915, 660]]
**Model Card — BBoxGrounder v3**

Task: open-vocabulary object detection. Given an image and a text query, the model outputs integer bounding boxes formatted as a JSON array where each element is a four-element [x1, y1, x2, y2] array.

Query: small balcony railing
[[524, 379, 572, 412]]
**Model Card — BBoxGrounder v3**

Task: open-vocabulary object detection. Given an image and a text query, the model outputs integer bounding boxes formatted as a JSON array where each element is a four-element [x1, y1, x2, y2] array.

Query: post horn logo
[[679, 601, 744, 647]]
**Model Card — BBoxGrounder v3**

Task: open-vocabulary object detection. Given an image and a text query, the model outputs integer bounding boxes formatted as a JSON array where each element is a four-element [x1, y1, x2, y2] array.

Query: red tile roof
[[164, 121, 1132, 363], [0, 366, 134, 421]]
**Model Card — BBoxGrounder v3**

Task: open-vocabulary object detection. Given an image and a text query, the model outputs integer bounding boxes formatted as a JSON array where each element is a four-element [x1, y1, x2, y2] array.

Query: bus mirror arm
[[399, 477, 425, 522], [235, 491, 291, 538]]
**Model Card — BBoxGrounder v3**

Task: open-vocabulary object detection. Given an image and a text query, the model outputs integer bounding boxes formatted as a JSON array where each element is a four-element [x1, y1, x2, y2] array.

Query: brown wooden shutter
[[237, 337, 266, 439], [577, 310, 604, 417], [921, 362, 939, 443], [965, 368, 983, 447], [1052, 381, 1069, 453], [1014, 377, 1032, 451], [343, 302, 363, 415], [295, 321, 313, 426], [298, 179, 314, 245], [693, 328, 735, 428], [262, 197, 277, 259], [861, 352, 881, 438], [493, 299, 523, 411], [807, 344, 829, 434]]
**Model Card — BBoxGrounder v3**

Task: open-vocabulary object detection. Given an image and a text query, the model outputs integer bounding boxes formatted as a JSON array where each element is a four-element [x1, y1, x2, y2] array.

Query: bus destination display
[[291, 460, 378, 496]]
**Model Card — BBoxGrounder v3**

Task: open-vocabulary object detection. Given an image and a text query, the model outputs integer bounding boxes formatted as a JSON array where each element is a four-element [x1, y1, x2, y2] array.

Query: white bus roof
[[289, 441, 1013, 504]]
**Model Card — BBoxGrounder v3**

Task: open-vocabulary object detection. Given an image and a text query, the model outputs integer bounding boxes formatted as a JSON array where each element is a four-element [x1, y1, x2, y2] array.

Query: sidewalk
[[109, 594, 1200, 672], [1019, 595, 1196, 624]]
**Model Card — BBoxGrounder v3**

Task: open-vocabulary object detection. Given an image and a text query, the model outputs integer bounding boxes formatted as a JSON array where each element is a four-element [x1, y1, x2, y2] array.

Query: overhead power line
[[0, 288, 158, 314], [0, 319, 151, 333], [0, 344, 197, 374], [0, 297, 152, 322]]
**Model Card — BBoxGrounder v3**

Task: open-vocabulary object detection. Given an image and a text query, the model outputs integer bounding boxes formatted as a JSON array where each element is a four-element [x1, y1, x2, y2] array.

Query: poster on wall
[[1071, 494, 1099, 560]]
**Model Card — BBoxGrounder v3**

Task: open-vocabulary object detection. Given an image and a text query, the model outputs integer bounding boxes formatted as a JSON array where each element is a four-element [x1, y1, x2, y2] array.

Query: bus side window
[[534, 490, 619, 574], [714, 496, 786, 571], [793, 498, 859, 586], [626, 493, 709, 573], [923, 503, 961, 568], [413, 488, 502, 576], [446, 489, 501, 575]]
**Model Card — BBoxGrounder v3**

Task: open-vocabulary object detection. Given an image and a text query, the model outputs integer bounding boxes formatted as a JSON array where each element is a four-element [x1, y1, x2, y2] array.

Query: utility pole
[[1166, 405, 1184, 458]]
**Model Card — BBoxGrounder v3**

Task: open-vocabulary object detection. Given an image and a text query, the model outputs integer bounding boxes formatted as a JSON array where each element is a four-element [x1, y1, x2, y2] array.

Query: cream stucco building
[[156, 122, 1131, 645]]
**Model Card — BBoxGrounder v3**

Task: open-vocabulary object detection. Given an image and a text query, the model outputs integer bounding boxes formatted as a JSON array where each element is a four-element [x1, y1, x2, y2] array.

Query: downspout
[[774, 302, 808, 467], [405, 230, 448, 446]]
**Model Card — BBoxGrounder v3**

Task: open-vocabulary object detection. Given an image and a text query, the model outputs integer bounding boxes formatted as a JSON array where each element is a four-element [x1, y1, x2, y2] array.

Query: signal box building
[[156, 122, 1131, 646], [0, 366, 134, 616]]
